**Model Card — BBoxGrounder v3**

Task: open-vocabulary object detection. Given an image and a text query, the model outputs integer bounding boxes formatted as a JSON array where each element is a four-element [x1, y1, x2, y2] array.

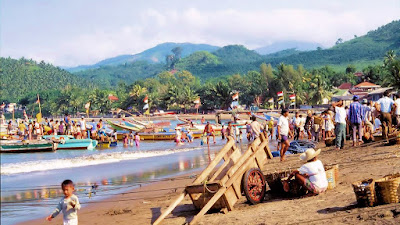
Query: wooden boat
[[130, 132, 203, 141], [43, 135, 98, 150], [0, 139, 57, 153], [107, 120, 142, 132]]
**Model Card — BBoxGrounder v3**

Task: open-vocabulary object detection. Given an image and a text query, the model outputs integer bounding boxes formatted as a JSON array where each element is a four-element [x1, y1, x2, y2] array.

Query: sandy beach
[[20, 139, 400, 225]]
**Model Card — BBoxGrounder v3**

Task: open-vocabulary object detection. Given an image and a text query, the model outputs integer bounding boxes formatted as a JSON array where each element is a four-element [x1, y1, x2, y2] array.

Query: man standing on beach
[[250, 116, 262, 139], [80, 116, 87, 138], [278, 109, 292, 161], [349, 95, 364, 146], [332, 100, 346, 149], [375, 90, 396, 143]]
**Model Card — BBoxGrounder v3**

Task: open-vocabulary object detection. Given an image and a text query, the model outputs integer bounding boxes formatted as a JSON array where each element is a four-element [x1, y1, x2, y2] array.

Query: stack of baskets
[[352, 173, 400, 207]]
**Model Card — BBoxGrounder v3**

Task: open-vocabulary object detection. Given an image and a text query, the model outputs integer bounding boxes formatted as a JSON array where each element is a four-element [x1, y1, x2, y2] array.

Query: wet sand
[[21, 140, 400, 225]]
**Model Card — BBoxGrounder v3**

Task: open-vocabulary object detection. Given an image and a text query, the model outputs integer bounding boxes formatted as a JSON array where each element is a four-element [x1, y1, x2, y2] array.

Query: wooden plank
[[153, 192, 186, 225], [209, 146, 237, 182], [192, 137, 235, 184]]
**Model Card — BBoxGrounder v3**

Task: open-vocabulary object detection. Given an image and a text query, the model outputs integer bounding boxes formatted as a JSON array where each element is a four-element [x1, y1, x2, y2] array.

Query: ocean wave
[[1, 147, 202, 175]]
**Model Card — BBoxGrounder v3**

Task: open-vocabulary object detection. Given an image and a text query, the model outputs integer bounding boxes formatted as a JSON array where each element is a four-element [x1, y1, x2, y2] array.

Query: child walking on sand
[[46, 179, 81, 225]]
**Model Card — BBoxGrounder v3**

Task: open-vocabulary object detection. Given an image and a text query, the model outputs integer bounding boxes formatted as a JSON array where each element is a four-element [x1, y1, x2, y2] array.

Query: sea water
[[1, 119, 257, 225]]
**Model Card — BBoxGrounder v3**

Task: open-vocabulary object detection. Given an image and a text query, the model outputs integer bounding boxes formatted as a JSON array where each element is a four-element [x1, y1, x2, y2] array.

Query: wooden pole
[[37, 94, 41, 114]]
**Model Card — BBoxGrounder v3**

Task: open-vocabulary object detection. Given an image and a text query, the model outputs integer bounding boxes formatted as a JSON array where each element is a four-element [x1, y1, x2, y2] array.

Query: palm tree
[[384, 50, 396, 66], [309, 75, 331, 105]]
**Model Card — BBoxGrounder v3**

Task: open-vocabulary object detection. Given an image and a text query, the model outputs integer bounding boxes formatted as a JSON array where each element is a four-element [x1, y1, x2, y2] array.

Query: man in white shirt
[[395, 93, 400, 128], [332, 100, 347, 149], [283, 148, 328, 195], [375, 90, 396, 142], [278, 109, 292, 161], [80, 116, 87, 138]]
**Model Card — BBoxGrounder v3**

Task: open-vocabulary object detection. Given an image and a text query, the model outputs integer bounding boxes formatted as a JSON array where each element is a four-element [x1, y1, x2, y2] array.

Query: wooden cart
[[154, 132, 273, 225]]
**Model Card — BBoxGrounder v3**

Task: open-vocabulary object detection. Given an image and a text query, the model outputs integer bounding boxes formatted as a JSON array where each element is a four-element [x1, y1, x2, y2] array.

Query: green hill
[[74, 60, 165, 88], [0, 57, 89, 102], [66, 42, 220, 72], [261, 20, 400, 68]]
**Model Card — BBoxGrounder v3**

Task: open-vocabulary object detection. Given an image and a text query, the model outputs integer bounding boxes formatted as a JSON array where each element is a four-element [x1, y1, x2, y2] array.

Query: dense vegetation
[[1, 20, 400, 116], [0, 57, 91, 102]]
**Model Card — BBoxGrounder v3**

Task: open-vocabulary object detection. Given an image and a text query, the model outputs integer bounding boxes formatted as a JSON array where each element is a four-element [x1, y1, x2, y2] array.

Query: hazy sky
[[1, 0, 399, 66]]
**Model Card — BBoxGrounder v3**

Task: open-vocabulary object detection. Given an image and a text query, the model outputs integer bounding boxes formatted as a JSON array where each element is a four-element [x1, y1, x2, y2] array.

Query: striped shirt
[[349, 101, 363, 124]]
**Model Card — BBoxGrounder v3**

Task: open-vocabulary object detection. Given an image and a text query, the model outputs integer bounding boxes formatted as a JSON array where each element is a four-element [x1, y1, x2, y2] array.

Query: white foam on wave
[[1, 147, 202, 175]]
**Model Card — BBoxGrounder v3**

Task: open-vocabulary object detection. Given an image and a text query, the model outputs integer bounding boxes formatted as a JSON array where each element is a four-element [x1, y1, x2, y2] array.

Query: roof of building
[[354, 82, 381, 88], [338, 83, 352, 90], [367, 87, 394, 95], [354, 72, 364, 77]]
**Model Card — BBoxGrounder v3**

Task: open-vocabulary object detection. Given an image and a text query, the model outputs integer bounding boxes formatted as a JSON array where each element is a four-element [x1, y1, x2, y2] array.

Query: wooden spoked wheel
[[243, 168, 266, 204]]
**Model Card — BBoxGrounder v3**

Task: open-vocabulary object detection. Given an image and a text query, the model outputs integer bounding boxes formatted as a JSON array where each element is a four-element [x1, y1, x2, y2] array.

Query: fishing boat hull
[[43, 135, 98, 150], [0, 140, 56, 153], [138, 132, 203, 141], [107, 120, 141, 132]]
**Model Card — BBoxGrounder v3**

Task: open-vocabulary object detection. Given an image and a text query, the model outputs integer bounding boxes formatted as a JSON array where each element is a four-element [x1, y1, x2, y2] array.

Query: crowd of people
[[275, 90, 398, 161]]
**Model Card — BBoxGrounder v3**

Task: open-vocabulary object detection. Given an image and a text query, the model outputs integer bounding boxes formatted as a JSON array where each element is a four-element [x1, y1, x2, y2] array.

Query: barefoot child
[[46, 179, 81, 225]]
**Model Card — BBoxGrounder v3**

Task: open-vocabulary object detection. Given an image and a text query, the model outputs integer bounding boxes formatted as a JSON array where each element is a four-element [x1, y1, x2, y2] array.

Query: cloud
[[1, 2, 399, 66]]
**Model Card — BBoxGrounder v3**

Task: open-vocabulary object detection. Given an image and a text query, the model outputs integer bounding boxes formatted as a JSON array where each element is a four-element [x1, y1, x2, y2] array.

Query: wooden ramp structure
[[153, 132, 273, 225]]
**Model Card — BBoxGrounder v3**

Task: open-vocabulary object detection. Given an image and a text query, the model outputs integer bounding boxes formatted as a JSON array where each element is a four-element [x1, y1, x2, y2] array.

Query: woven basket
[[352, 179, 376, 207], [325, 164, 339, 190], [375, 173, 400, 204]]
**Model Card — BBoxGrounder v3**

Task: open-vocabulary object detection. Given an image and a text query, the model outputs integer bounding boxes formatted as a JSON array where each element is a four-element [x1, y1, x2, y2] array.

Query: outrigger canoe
[[107, 120, 142, 132], [0, 139, 57, 153], [43, 135, 98, 150]]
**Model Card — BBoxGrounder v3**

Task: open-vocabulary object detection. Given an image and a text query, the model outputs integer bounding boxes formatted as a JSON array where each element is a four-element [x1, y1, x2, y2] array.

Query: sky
[[1, 0, 399, 67]]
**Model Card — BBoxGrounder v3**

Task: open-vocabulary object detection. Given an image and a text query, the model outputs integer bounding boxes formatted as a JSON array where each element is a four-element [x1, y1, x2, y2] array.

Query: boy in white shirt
[[46, 180, 81, 225], [283, 148, 328, 195]]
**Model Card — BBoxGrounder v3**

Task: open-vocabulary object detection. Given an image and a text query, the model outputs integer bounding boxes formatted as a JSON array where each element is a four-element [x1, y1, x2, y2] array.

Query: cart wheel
[[243, 168, 266, 205]]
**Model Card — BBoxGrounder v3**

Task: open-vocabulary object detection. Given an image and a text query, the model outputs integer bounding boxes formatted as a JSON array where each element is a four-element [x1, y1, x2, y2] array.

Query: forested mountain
[[66, 42, 220, 72], [2, 20, 400, 105], [255, 41, 322, 55], [0, 57, 90, 102], [260, 20, 400, 67], [74, 20, 400, 83], [74, 61, 165, 87]]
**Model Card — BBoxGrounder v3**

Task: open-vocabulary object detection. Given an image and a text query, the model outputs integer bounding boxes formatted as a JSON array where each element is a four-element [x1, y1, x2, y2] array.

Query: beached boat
[[0, 139, 57, 153], [134, 132, 203, 141], [43, 135, 98, 150], [107, 120, 142, 132]]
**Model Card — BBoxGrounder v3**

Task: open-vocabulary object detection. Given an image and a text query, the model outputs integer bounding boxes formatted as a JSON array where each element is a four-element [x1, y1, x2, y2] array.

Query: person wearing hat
[[349, 95, 364, 146], [278, 108, 293, 161], [283, 148, 328, 195]]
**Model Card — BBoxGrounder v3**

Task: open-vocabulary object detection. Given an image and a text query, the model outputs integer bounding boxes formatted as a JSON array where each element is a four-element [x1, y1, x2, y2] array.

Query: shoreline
[[19, 140, 400, 225]]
